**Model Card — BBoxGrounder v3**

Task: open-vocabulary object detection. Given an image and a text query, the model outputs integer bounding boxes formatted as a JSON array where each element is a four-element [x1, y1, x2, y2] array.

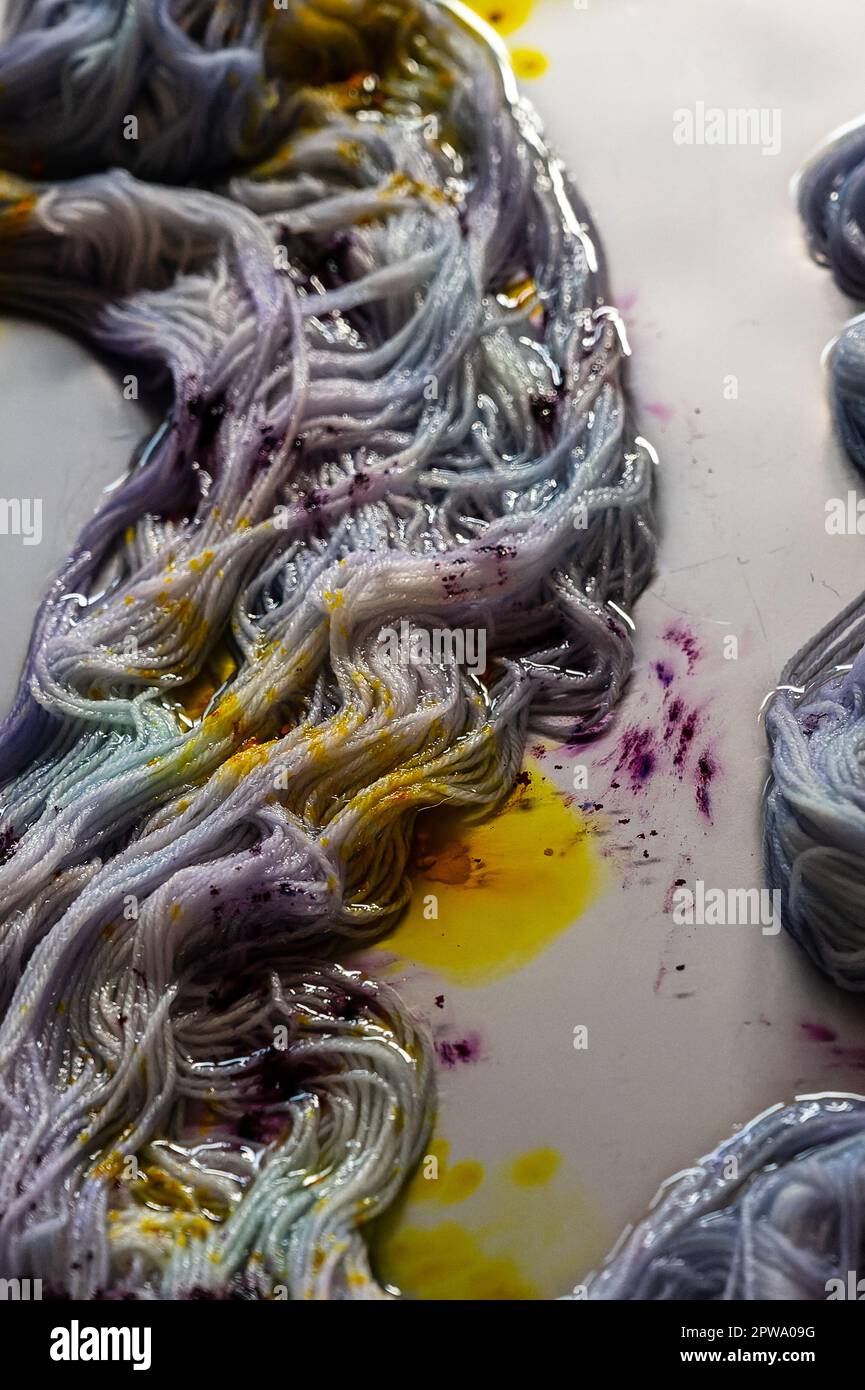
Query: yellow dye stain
[[155, 592, 208, 647], [126, 1161, 230, 1226], [338, 140, 363, 166], [406, 1142, 484, 1205], [496, 274, 537, 310], [179, 675, 216, 728], [169, 690, 242, 780], [379, 1222, 535, 1300], [222, 736, 273, 780], [509, 1147, 560, 1187], [0, 186, 36, 237], [177, 642, 239, 722], [136, 1212, 212, 1246], [131, 1165, 194, 1214], [466, 0, 534, 37], [203, 691, 240, 734], [90, 1149, 125, 1182], [377, 764, 603, 985], [424, 1136, 449, 1168], [378, 1140, 605, 1298], [511, 46, 548, 79], [439, 1159, 483, 1203]]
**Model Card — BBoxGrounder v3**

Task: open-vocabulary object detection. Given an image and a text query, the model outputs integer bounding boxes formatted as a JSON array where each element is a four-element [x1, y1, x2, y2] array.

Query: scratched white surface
[[2, 0, 865, 1298]]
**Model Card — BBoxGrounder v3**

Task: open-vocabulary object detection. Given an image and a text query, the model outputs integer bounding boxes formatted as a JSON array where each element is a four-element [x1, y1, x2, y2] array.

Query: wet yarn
[[586, 1094, 865, 1299], [764, 118, 865, 991], [0, 0, 654, 1297]]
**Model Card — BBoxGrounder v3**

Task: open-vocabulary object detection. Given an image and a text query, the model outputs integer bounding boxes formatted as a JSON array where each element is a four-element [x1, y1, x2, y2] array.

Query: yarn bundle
[[0, 0, 654, 1297]]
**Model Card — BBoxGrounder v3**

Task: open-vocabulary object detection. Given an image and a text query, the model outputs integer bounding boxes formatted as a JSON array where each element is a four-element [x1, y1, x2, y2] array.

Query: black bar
[[0, 1296, 856, 1376]]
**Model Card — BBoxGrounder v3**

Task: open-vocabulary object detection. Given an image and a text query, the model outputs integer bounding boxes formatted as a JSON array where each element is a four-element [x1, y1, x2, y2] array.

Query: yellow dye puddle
[[380, 1222, 535, 1300], [375, 1141, 604, 1300], [376, 763, 604, 985]]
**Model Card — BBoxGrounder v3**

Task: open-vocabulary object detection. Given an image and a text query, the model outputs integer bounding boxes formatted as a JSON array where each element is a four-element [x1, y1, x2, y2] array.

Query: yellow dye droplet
[[378, 1222, 536, 1300], [224, 737, 271, 777], [466, 0, 534, 37], [511, 46, 548, 79], [509, 1147, 561, 1187], [439, 1159, 484, 1203], [188, 549, 214, 573], [407, 1146, 484, 1206], [377, 764, 604, 985]]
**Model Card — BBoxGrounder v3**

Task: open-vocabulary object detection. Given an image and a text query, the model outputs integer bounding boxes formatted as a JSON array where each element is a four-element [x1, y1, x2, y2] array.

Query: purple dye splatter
[[801, 1021, 865, 1069], [435, 1032, 484, 1068], [599, 683, 714, 816], [662, 623, 702, 672], [672, 707, 700, 768], [654, 660, 674, 687], [695, 750, 717, 820], [800, 1021, 838, 1044], [663, 696, 684, 742], [612, 726, 657, 791], [830, 1043, 865, 1069]]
